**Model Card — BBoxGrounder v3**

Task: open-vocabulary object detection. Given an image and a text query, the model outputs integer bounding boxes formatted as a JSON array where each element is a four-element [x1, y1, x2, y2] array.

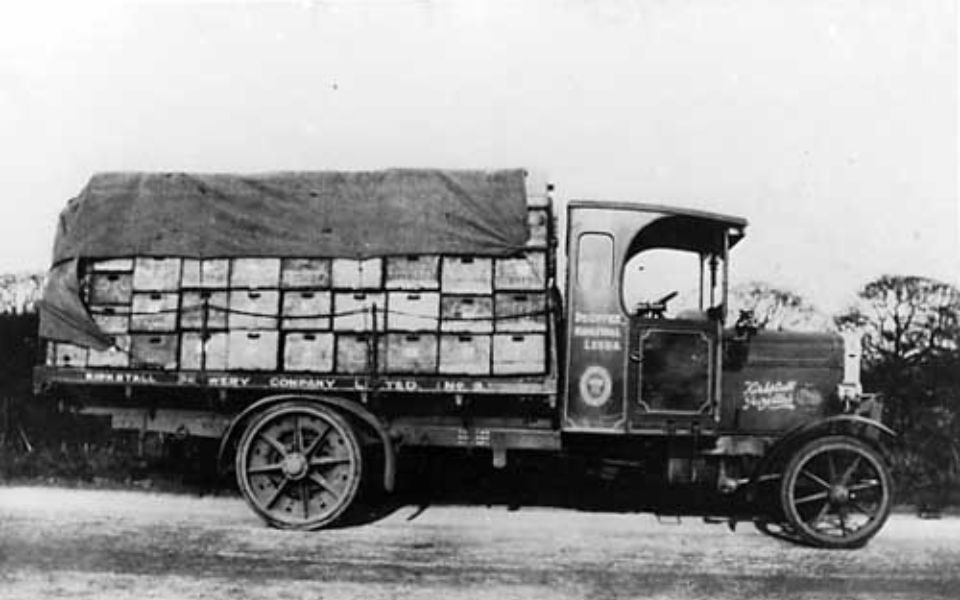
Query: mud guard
[[217, 394, 396, 493], [752, 414, 898, 483]]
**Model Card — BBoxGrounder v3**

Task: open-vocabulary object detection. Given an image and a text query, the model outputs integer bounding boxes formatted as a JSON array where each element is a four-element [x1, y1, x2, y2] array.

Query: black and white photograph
[[0, 1, 957, 598]]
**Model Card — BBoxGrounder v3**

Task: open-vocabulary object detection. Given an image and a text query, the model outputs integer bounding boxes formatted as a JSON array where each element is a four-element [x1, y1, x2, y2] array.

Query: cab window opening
[[620, 216, 732, 321], [623, 249, 721, 320]]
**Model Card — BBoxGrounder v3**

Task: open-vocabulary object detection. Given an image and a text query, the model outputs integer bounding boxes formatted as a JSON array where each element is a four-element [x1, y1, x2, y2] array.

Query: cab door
[[628, 318, 718, 430], [561, 201, 742, 434]]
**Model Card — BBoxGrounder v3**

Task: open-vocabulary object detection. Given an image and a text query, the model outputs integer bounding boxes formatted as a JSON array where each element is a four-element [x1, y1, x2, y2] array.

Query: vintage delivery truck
[[34, 169, 895, 548]]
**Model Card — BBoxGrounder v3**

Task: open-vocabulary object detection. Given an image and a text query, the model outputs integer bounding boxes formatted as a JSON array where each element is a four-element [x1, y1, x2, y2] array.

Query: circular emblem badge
[[579, 365, 613, 408]]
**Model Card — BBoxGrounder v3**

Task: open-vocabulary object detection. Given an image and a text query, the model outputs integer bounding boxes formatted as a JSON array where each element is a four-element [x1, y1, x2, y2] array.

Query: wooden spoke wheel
[[235, 402, 363, 530], [779, 435, 892, 549]]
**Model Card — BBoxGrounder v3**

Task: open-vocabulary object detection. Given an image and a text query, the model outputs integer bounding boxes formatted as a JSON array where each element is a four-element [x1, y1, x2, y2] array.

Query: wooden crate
[[227, 330, 279, 371], [182, 259, 229, 288], [180, 332, 228, 370], [439, 334, 491, 375], [335, 334, 386, 374], [130, 334, 179, 370], [87, 258, 134, 273], [526, 207, 550, 248], [492, 333, 546, 375], [494, 292, 547, 332], [180, 290, 229, 330], [130, 292, 178, 332], [283, 332, 335, 372], [228, 290, 279, 330], [387, 292, 439, 331], [132, 258, 182, 291], [332, 258, 383, 289], [230, 258, 281, 289], [494, 251, 547, 290], [281, 290, 332, 330], [281, 258, 331, 289], [385, 255, 440, 290], [385, 333, 437, 374], [181, 259, 202, 288], [88, 273, 133, 304], [90, 305, 130, 334], [54, 343, 88, 368], [440, 295, 493, 333], [441, 257, 492, 294], [88, 335, 130, 368], [333, 292, 386, 332]]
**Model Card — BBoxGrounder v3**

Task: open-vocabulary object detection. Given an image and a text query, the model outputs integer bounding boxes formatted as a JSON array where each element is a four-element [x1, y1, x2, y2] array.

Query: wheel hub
[[281, 452, 309, 480], [829, 484, 850, 504]]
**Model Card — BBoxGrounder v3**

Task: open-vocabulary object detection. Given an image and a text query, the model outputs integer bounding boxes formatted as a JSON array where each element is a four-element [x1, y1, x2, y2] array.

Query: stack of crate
[[55, 258, 136, 368], [52, 201, 553, 375], [332, 258, 384, 373], [493, 198, 551, 374], [225, 258, 281, 371], [280, 258, 333, 373], [437, 255, 492, 375], [383, 255, 438, 374], [128, 257, 181, 369], [180, 258, 230, 370]]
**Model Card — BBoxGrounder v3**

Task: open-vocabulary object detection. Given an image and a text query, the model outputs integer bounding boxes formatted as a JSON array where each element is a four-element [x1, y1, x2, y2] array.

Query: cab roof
[[569, 200, 747, 253]]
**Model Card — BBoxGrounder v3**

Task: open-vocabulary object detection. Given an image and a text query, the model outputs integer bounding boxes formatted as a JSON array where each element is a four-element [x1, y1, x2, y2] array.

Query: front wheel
[[779, 435, 892, 549], [235, 402, 363, 530]]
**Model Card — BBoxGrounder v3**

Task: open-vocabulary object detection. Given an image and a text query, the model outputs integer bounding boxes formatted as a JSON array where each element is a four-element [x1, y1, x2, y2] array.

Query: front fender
[[217, 394, 396, 492], [753, 414, 898, 482]]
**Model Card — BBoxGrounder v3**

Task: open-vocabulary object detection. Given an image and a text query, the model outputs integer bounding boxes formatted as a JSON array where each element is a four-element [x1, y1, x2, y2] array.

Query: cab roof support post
[[709, 255, 719, 308], [698, 254, 705, 311], [722, 230, 731, 322]]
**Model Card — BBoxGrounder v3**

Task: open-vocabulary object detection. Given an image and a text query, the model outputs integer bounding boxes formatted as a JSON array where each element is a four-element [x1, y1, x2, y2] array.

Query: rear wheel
[[235, 402, 363, 530], [779, 435, 892, 549]]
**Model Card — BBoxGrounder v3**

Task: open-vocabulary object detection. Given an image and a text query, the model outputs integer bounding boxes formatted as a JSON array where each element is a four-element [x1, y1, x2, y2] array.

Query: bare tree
[[728, 281, 828, 331], [836, 275, 960, 366]]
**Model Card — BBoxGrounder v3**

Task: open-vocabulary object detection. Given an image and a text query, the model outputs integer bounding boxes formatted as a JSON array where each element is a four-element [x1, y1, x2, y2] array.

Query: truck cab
[[564, 201, 743, 435]]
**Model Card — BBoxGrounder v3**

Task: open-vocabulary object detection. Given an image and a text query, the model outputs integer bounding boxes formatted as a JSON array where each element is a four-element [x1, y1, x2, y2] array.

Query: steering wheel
[[634, 290, 679, 319]]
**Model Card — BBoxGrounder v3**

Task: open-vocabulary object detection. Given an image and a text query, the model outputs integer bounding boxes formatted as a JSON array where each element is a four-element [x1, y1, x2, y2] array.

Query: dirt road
[[0, 486, 957, 599]]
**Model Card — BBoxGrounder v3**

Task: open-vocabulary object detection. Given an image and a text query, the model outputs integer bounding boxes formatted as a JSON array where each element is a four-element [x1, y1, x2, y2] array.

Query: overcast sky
[[0, 0, 955, 313]]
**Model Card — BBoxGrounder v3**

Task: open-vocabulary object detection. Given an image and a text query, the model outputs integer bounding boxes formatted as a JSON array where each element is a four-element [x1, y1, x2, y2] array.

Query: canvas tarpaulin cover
[[40, 169, 530, 348]]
